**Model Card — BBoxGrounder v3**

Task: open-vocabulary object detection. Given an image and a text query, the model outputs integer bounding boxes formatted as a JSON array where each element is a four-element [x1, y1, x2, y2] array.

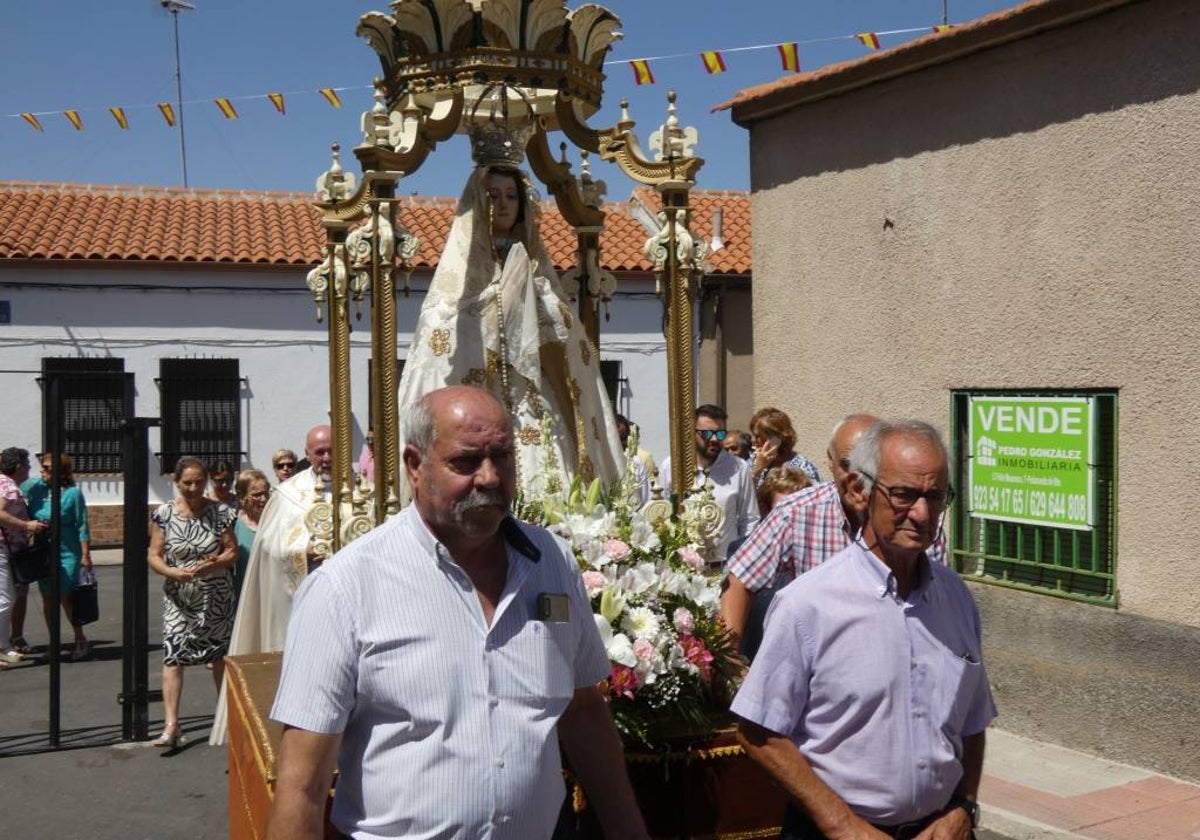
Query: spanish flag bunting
[[215, 97, 238, 120], [268, 93, 286, 115], [777, 42, 800, 73], [21, 113, 44, 132], [318, 88, 342, 109], [64, 110, 84, 131], [855, 32, 882, 49], [109, 107, 130, 129], [700, 50, 727, 75], [932, 24, 953, 33], [158, 103, 176, 127], [629, 59, 655, 86]]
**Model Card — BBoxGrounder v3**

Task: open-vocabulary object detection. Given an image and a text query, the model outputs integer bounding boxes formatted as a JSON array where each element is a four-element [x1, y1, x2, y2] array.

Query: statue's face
[[485, 171, 521, 236]]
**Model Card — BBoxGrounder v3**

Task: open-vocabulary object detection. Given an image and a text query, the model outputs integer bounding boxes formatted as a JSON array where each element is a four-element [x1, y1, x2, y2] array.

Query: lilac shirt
[[731, 541, 997, 824]]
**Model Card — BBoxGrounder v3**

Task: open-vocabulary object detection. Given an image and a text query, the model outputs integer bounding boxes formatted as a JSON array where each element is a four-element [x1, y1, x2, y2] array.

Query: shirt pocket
[[509, 618, 577, 706], [934, 643, 986, 738]]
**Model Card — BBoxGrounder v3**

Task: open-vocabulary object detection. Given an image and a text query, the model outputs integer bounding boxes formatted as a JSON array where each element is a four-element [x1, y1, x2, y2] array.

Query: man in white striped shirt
[[267, 386, 649, 840]]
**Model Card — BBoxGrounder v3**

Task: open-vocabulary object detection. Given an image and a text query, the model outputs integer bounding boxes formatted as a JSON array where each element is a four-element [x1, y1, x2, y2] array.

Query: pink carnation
[[604, 538, 632, 563], [609, 663, 639, 699], [673, 607, 695, 635], [633, 638, 656, 662], [582, 571, 607, 595], [678, 545, 706, 572], [679, 634, 714, 682]]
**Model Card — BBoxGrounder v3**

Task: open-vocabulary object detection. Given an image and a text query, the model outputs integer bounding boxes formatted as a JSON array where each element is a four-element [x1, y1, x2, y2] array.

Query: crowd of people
[[1, 157, 992, 840]]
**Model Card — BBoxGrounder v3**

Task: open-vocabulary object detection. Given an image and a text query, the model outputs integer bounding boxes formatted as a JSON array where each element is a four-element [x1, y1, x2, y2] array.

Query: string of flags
[[12, 87, 345, 133], [7, 22, 958, 131], [624, 24, 953, 84]]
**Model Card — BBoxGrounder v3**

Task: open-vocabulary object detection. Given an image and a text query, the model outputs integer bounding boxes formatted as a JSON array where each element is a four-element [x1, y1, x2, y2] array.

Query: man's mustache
[[454, 488, 510, 517]]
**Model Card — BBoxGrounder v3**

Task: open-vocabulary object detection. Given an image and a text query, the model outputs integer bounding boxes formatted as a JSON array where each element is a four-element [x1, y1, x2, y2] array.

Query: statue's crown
[[469, 119, 535, 168]]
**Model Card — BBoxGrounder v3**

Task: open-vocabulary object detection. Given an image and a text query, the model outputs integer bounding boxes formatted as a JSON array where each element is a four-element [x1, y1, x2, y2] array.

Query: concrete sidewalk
[[980, 722, 1200, 839]]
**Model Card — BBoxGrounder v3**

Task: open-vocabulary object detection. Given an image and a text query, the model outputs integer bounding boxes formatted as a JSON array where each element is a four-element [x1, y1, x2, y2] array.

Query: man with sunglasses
[[733, 420, 995, 840], [659, 405, 758, 563]]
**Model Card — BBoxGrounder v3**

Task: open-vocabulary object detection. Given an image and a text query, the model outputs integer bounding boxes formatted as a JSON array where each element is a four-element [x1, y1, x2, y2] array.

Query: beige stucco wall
[[744, 0, 1200, 626]]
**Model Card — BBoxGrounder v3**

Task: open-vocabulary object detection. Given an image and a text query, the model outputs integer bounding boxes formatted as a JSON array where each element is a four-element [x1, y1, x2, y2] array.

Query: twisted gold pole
[[328, 243, 355, 544], [370, 194, 402, 522]]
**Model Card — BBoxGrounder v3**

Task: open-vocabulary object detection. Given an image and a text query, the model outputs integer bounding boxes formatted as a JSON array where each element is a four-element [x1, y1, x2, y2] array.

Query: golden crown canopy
[[357, 0, 622, 133]]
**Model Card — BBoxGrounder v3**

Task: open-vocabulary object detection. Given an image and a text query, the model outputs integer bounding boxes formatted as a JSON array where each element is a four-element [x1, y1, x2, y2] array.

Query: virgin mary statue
[[396, 134, 625, 497]]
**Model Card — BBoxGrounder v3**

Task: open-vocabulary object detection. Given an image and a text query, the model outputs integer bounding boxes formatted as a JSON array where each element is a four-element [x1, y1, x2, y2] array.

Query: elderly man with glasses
[[733, 420, 995, 840], [659, 404, 758, 564]]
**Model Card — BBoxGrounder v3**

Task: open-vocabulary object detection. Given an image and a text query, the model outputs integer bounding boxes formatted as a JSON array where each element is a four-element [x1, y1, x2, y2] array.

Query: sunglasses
[[274, 461, 297, 470], [696, 429, 728, 442]]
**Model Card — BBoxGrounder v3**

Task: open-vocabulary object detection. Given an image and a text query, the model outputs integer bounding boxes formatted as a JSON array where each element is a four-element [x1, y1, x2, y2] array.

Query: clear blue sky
[[0, 1, 1016, 199]]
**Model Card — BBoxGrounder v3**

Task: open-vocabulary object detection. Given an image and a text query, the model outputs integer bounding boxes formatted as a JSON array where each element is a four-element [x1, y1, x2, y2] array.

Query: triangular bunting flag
[[855, 32, 882, 49], [932, 24, 953, 33], [64, 110, 84, 131], [268, 93, 286, 115], [215, 98, 238, 120], [700, 50, 727, 75], [318, 88, 342, 109], [629, 59, 655, 86], [158, 103, 176, 127], [777, 42, 800, 73], [109, 107, 129, 129], [21, 113, 44, 132]]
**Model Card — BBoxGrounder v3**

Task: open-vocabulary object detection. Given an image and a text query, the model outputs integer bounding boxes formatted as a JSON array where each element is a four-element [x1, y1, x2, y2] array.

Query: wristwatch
[[948, 794, 980, 828]]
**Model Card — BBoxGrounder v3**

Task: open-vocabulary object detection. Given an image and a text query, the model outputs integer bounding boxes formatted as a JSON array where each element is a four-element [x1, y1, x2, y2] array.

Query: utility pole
[[162, 0, 195, 187], [943, 0, 949, 26]]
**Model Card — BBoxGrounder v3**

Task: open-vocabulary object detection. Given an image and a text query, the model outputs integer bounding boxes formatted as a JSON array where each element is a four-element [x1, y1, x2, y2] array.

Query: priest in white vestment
[[209, 424, 331, 745]]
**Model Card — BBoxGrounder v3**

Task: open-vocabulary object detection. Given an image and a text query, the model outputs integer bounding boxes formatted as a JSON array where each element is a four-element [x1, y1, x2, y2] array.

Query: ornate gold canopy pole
[[556, 91, 706, 498]]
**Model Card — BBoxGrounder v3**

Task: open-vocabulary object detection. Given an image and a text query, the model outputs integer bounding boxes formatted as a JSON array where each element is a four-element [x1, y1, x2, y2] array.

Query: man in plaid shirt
[[722, 414, 948, 651]]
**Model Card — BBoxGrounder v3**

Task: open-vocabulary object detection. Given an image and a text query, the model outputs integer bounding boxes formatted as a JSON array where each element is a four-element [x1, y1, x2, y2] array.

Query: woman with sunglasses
[[24, 454, 92, 661], [271, 449, 298, 485], [232, 468, 270, 604], [206, 459, 239, 512]]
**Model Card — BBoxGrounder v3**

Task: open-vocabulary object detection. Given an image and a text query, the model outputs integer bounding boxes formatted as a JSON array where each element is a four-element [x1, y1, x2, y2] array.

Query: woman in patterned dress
[[148, 456, 236, 748]]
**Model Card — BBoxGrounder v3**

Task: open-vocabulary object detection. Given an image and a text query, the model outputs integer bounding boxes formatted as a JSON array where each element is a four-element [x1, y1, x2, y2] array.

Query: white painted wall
[[0, 265, 669, 505]]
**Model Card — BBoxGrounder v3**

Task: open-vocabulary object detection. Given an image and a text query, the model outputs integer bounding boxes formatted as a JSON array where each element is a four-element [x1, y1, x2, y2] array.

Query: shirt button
[[489, 697, 499, 708], [917, 759, 928, 769], [495, 759, 505, 768], [913, 709, 923, 718]]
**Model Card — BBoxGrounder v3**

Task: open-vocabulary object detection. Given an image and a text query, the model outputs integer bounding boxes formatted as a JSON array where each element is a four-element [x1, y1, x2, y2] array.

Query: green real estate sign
[[968, 396, 1094, 531]]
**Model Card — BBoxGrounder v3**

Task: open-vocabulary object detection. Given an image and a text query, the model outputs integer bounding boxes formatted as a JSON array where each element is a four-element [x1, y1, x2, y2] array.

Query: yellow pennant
[[64, 110, 84, 131], [158, 103, 176, 127], [318, 88, 342, 109], [629, 59, 655, 86], [215, 97, 238, 120], [268, 93, 286, 115], [855, 32, 882, 49], [109, 107, 130, 129], [21, 113, 44, 132]]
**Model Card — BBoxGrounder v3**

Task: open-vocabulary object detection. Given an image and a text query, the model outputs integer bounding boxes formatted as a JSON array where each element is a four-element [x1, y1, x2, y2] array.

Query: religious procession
[[2, 1, 1199, 839]]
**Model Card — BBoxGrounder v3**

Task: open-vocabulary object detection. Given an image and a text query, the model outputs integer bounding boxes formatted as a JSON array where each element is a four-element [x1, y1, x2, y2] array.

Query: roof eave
[[726, 0, 1141, 128]]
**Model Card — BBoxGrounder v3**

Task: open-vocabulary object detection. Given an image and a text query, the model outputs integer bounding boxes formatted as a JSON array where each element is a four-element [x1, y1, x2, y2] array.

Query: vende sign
[[968, 396, 1095, 531]]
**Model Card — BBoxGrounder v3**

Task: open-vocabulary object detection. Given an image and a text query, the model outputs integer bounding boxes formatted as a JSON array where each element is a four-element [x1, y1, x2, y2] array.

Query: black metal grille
[[158, 358, 242, 474], [600, 359, 625, 410], [41, 358, 132, 474]]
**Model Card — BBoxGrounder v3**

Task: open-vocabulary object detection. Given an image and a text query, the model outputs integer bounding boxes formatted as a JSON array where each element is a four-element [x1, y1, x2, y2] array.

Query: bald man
[[720, 414, 878, 652], [210, 424, 333, 746], [268, 387, 649, 840]]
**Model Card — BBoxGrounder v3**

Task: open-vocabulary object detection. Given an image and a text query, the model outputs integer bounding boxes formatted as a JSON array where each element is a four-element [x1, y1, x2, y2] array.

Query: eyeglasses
[[696, 429, 728, 442], [862, 473, 954, 510], [274, 461, 297, 470]]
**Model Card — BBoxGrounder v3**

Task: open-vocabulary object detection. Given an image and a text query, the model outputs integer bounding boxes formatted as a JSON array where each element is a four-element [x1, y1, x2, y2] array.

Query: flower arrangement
[[517, 426, 741, 748]]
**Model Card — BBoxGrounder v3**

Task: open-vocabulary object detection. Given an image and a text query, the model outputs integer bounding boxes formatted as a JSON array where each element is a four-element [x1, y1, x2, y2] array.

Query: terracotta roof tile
[[0, 181, 751, 277]]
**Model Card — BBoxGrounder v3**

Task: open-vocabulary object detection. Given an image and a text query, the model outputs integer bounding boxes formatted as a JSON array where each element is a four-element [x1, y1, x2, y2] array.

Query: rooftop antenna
[[162, 0, 195, 187]]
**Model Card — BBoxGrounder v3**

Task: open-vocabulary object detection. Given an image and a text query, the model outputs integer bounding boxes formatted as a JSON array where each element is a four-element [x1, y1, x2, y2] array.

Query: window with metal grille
[[41, 358, 132, 474], [600, 360, 626, 411], [951, 390, 1117, 606], [158, 358, 242, 475]]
